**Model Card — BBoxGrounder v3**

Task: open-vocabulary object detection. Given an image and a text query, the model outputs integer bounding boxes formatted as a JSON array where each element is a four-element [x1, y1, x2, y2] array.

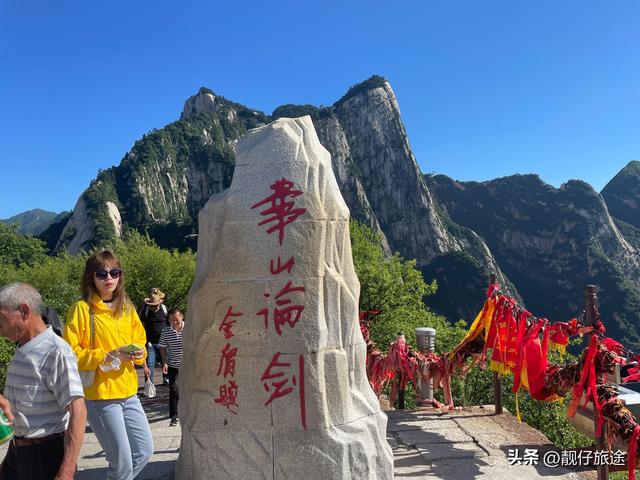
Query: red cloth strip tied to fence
[[512, 316, 562, 402], [448, 292, 497, 368], [629, 424, 640, 480], [386, 335, 416, 404], [546, 318, 578, 354], [489, 298, 519, 376], [567, 335, 604, 435]]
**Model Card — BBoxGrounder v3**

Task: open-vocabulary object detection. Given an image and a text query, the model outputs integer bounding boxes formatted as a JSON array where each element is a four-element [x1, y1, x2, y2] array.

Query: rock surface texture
[[177, 116, 394, 479]]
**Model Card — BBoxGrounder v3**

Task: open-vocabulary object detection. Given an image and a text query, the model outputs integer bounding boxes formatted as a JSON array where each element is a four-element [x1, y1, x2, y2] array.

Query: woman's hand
[[108, 346, 145, 362]]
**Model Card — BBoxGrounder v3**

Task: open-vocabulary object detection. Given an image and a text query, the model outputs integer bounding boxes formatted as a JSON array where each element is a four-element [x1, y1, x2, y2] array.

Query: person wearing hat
[[139, 288, 169, 386]]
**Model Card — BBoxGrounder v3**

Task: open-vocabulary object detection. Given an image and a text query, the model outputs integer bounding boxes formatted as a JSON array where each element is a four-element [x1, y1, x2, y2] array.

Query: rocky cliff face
[[309, 78, 513, 321], [601, 160, 640, 229], [50, 80, 640, 344], [55, 90, 270, 253], [426, 173, 640, 349], [321, 79, 456, 263], [53, 76, 512, 322], [52, 78, 460, 261]]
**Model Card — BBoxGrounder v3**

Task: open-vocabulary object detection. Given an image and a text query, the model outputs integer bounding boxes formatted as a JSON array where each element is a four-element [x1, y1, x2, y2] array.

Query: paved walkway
[[2, 369, 600, 479], [388, 406, 596, 479]]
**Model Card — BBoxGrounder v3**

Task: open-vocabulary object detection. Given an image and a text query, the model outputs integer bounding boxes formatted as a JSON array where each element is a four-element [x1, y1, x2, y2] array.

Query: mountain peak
[[614, 160, 640, 178], [601, 160, 640, 229], [334, 75, 390, 107], [0, 208, 60, 235], [180, 87, 217, 120]]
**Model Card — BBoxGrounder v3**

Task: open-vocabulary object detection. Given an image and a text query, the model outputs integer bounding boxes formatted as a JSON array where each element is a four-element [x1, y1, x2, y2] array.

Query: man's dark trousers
[[168, 366, 180, 419], [0, 435, 64, 480]]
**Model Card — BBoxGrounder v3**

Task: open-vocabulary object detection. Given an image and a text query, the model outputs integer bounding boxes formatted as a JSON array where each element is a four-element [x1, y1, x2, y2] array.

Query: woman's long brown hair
[[81, 250, 131, 316]]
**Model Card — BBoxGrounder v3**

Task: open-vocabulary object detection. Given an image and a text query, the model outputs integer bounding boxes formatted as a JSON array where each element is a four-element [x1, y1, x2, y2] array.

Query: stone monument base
[[177, 410, 392, 479]]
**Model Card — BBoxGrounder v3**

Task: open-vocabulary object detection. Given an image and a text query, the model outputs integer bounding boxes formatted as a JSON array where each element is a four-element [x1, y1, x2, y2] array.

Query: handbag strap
[[88, 307, 95, 350]]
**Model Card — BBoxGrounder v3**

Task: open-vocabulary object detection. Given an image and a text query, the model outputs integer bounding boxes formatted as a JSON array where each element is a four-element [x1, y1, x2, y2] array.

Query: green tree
[[0, 232, 196, 389], [350, 220, 466, 353], [0, 223, 47, 268], [0, 230, 196, 320], [114, 230, 196, 312], [19, 253, 86, 317], [0, 224, 49, 388]]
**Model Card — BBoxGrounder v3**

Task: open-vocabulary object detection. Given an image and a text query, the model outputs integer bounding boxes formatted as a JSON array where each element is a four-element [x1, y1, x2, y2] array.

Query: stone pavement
[[75, 401, 599, 479], [1, 369, 601, 479], [388, 405, 596, 480]]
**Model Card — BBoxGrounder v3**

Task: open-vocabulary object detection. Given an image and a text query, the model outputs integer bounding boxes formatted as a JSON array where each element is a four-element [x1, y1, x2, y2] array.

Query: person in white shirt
[[0, 283, 86, 480]]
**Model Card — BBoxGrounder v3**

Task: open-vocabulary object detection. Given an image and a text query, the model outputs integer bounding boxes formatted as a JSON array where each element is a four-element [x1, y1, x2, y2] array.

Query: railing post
[[491, 273, 503, 415], [585, 285, 608, 480], [416, 327, 436, 406]]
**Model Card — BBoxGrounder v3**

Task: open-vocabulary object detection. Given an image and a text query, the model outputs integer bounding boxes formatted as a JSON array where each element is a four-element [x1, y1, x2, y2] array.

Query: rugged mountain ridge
[[34, 78, 640, 346], [426, 173, 640, 349], [53, 77, 509, 322], [56, 89, 270, 251]]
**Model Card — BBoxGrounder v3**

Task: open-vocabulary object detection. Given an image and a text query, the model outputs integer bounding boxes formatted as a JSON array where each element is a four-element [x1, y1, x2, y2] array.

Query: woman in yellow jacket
[[64, 250, 153, 480]]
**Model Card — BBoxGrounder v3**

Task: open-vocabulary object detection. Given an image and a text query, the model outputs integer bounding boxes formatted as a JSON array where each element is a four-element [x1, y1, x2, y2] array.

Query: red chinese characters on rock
[[270, 256, 295, 275], [257, 280, 306, 335], [252, 179, 309, 429], [261, 352, 307, 430], [219, 306, 242, 340], [215, 306, 242, 414], [251, 178, 307, 246], [214, 380, 239, 414], [217, 343, 238, 378]]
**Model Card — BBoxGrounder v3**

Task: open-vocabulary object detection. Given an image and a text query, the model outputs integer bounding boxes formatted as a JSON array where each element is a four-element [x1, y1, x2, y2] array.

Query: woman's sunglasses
[[94, 268, 122, 280]]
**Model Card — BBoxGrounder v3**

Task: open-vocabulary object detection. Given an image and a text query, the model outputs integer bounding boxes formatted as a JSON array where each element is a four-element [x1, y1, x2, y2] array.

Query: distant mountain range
[[17, 76, 640, 349], [426, 171, 640, 347], [0, 209, 65, 235]]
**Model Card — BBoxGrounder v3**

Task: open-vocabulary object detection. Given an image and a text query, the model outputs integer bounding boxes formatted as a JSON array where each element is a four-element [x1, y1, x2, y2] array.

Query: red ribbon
[[512, 311, 531, 393], [628, 424, 640, 480], [568, 335, 599, 418]]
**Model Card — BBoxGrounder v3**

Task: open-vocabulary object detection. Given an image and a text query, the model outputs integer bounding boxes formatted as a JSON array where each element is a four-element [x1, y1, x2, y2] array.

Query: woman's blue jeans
[[86, 395, 154, 480]]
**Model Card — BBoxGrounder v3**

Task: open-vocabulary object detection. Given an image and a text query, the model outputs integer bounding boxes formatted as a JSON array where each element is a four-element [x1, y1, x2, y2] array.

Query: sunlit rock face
[[177, 116, 394, 480]]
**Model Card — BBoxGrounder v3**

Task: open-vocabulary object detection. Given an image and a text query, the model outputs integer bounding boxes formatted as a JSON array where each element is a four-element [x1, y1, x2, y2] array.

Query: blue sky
[[1, 0, 639, 218]]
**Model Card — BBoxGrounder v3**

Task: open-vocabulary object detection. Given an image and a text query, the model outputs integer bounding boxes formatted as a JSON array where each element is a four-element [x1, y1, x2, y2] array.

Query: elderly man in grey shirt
[[0, 282, 86, 480]]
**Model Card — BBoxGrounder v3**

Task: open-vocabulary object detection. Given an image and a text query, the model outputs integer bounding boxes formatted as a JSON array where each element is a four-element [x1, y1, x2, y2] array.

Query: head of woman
[[81, 250, 129, 315]]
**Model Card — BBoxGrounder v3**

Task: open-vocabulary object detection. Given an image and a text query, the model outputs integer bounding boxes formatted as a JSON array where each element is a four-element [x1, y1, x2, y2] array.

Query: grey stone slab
[[393, 446, 431, 476], [416, 441, 487, 462], [398, 427, 474, 445], [388, 417, 458, 432], [76, 467, 109, 479], [151, 425, 183, 437], [151, 435, 176, 451]]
